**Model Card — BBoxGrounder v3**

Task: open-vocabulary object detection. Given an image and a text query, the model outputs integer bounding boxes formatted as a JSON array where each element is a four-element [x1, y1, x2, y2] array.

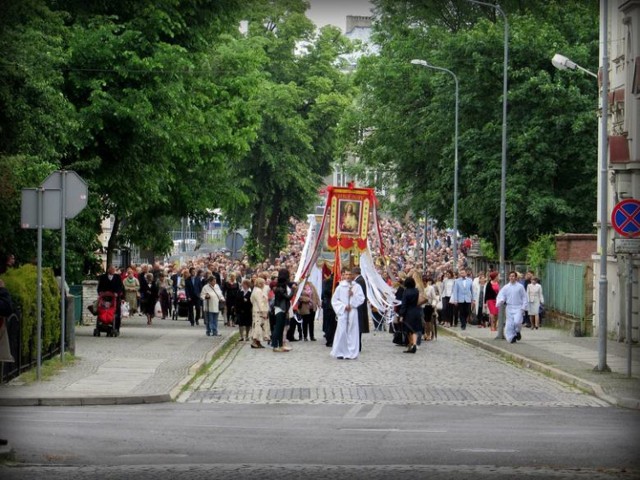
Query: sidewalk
[[0, 314, 234, 407], [1, 315, 637, 410], [438, 322, 640, 410]]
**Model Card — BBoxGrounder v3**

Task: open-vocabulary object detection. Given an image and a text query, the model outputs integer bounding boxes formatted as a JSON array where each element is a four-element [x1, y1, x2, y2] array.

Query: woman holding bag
[[201, 275, 224, 337]]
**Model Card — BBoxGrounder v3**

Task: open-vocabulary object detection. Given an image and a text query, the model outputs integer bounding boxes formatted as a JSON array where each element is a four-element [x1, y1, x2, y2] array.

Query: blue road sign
[[611, 199, 640, 238]]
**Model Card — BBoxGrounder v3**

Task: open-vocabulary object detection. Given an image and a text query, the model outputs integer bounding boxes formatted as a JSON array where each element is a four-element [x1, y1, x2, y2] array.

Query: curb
[[0, 393, 171, 407], [438, 327, 639, 410], [170, 333, 239, 401]]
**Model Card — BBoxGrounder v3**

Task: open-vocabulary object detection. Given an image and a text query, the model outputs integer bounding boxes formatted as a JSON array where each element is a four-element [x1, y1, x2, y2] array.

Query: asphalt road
[[0, 403, 638, 479], [1, 333, 639, 479]]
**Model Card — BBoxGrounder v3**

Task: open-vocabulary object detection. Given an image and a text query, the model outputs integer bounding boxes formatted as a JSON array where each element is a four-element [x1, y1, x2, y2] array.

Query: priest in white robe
[[330, 269, 365, 360]]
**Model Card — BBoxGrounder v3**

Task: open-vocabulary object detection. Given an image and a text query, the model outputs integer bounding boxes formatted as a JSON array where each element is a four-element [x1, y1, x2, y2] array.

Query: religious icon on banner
[[338, 200, 361, 235]]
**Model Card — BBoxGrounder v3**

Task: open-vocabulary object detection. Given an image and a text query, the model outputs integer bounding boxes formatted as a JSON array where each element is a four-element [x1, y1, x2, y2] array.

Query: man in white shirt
[[496, 271, 528, 343]]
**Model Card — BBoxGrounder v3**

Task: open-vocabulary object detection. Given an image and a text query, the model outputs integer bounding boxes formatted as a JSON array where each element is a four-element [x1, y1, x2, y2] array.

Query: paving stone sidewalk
[[440, 323, 640, 410]]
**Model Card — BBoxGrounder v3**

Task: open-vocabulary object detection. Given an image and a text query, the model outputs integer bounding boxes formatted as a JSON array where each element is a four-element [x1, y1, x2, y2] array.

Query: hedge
[[1, 264, 61, 356]]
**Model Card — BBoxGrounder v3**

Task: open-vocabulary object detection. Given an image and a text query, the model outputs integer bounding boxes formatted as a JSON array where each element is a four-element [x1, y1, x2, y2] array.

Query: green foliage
[[345, 0, 598, 259], [479, 239, 497, 262], [224, 3, 356, 261], [526, 234, 556, 276], [1, 264, 61, 357]]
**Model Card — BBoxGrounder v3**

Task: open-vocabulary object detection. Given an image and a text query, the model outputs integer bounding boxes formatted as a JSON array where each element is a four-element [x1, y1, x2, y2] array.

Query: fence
[[467, 257, 592, 331], [541, 261, 592, 322], [0, 310, 62, 383]]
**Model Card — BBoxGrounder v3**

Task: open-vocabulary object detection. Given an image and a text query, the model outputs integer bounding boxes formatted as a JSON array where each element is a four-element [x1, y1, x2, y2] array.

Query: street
[[1, 331, 639, 479]]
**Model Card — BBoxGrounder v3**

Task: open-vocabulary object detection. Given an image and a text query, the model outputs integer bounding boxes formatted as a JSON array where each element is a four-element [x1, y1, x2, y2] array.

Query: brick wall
[[555, 234, 597, 263]]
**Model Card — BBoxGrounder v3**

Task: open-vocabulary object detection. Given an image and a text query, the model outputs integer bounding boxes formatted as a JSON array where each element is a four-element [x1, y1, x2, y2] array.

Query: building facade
[[594, 0, 639, 341]]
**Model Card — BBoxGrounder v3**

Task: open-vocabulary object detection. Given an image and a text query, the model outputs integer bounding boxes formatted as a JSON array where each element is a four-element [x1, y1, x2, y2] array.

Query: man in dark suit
[[352, 266, 369, 352], [170, 267, 181, 317], [97, 265, 125, 333], [185, 267, 198, 326], [321, 274, 336, 347]]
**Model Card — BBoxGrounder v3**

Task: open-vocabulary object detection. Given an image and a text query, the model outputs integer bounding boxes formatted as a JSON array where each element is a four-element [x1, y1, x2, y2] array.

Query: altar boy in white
[[496, 271, 528, 344], [330, 268, 365, 360]]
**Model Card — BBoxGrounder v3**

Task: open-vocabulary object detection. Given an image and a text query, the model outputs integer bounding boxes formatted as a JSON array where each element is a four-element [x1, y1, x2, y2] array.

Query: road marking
[[452, 448, 518, 453], [365, 403, 383, 419], [344, 404, 363, 418], [339, 428, 448, 433]]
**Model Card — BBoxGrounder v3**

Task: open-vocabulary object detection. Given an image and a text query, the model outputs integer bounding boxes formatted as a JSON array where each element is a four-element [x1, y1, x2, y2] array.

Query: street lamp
[[466, 0, 508, 340], [551, 53, 598, 78], [410, 59, 459, 273], [551, 1, 610, 372]]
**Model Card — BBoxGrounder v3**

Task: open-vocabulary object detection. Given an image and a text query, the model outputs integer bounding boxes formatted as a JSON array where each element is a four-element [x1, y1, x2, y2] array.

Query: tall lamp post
[[467, 0, 508, 340], [410, 59, 459, 273], [551, 2, 610, 372]]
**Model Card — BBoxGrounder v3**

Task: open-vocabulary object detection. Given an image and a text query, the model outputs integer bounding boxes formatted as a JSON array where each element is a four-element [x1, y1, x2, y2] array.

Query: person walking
[[440, 270, 455, 327], [201, 275, 223, 337], [224, 272, 239, 327], [250, 277, 269, 348], [398, 276, 423, 353], [272, 269, 294, 352], [485, 271, 500, 331], [527, 276, 545, 330], [158, 271, 171, 319], [185, 268, 198, 326], [450, 268, 474, 331], [330, 268, 365, 360], [97, 265, 124, 334], [322, 273, 337, 347], [139, 272, 158, 325], [496, 271, 528, 343], [297, 281, 320, 341], [423, 277, 438, 340], [352, 266, 369, 352], [123, 268, 140, 316], [236, 278, 253, 341], [473, 273, 488, 327]]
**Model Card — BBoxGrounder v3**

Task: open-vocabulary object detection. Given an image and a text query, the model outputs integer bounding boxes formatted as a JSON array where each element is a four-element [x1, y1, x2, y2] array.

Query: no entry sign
[[611, 199, 640, 238]]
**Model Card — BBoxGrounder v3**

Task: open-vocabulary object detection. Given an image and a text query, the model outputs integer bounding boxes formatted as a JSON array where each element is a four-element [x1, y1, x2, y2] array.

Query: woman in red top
[[484, 271, 500, 331]]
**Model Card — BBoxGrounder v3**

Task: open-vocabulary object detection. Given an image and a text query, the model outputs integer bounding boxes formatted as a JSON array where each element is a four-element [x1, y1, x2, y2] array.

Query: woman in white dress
[[526, 276, 544, 330]]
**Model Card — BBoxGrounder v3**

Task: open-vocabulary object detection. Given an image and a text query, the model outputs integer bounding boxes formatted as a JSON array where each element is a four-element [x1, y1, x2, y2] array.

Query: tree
[[343, 0, 598, 258], [225, 1, 355, 261]]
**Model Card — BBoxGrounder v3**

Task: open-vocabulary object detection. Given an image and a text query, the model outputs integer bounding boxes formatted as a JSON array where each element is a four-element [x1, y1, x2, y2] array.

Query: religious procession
[[105, 185, 544, 359]]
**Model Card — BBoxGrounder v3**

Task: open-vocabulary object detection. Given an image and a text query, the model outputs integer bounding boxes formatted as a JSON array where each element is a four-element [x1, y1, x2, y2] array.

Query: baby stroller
[[172, 289, 189, 320], [93, 291, 119, 337]]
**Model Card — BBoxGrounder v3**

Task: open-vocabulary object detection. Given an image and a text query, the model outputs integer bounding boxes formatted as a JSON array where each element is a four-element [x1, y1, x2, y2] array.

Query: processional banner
[[326, 186, 375, 252]]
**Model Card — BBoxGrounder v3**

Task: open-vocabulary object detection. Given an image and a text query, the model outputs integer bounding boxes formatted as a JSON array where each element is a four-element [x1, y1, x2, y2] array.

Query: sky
[[306, 0, 374, 32]]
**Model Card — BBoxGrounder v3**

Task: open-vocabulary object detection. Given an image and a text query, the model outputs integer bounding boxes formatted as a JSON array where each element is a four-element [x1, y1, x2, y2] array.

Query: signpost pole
[[60, 171, 67, 361], [36, 188, 43, 381], [627, 256, 633, 378]]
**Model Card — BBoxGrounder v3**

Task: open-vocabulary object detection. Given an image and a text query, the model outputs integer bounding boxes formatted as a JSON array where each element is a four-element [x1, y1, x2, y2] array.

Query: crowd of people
[[97, 215, 544, 354]]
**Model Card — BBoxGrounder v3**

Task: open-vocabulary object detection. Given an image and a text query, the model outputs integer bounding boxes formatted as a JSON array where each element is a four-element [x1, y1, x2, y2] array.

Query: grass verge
[[179, 333, 239, 395], [19, 352, 76, 384]]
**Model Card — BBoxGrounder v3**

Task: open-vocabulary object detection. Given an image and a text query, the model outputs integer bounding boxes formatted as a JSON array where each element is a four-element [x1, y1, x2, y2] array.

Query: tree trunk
[[106, 214, 120, 269]]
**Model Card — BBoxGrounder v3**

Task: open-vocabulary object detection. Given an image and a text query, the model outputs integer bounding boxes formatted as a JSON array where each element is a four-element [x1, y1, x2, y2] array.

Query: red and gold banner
[[325, 185, 375, 252]]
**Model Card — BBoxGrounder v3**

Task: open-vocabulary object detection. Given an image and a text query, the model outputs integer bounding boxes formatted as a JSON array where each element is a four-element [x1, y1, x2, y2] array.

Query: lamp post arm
[[576, 64, 599, 79]]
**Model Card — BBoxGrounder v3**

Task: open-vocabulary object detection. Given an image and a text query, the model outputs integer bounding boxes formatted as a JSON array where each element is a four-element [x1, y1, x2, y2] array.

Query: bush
[[526, 234, 556, 276], [0, 264, 61, 357]]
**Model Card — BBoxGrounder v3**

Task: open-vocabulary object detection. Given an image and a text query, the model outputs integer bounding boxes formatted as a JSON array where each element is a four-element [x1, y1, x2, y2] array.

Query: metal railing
[[541, 261, 588, 320], [0, 310, 62, 383]]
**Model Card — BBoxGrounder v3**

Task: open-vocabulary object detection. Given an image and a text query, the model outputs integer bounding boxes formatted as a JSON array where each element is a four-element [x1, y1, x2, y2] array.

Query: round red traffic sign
[[611, 199, 640, 238]]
